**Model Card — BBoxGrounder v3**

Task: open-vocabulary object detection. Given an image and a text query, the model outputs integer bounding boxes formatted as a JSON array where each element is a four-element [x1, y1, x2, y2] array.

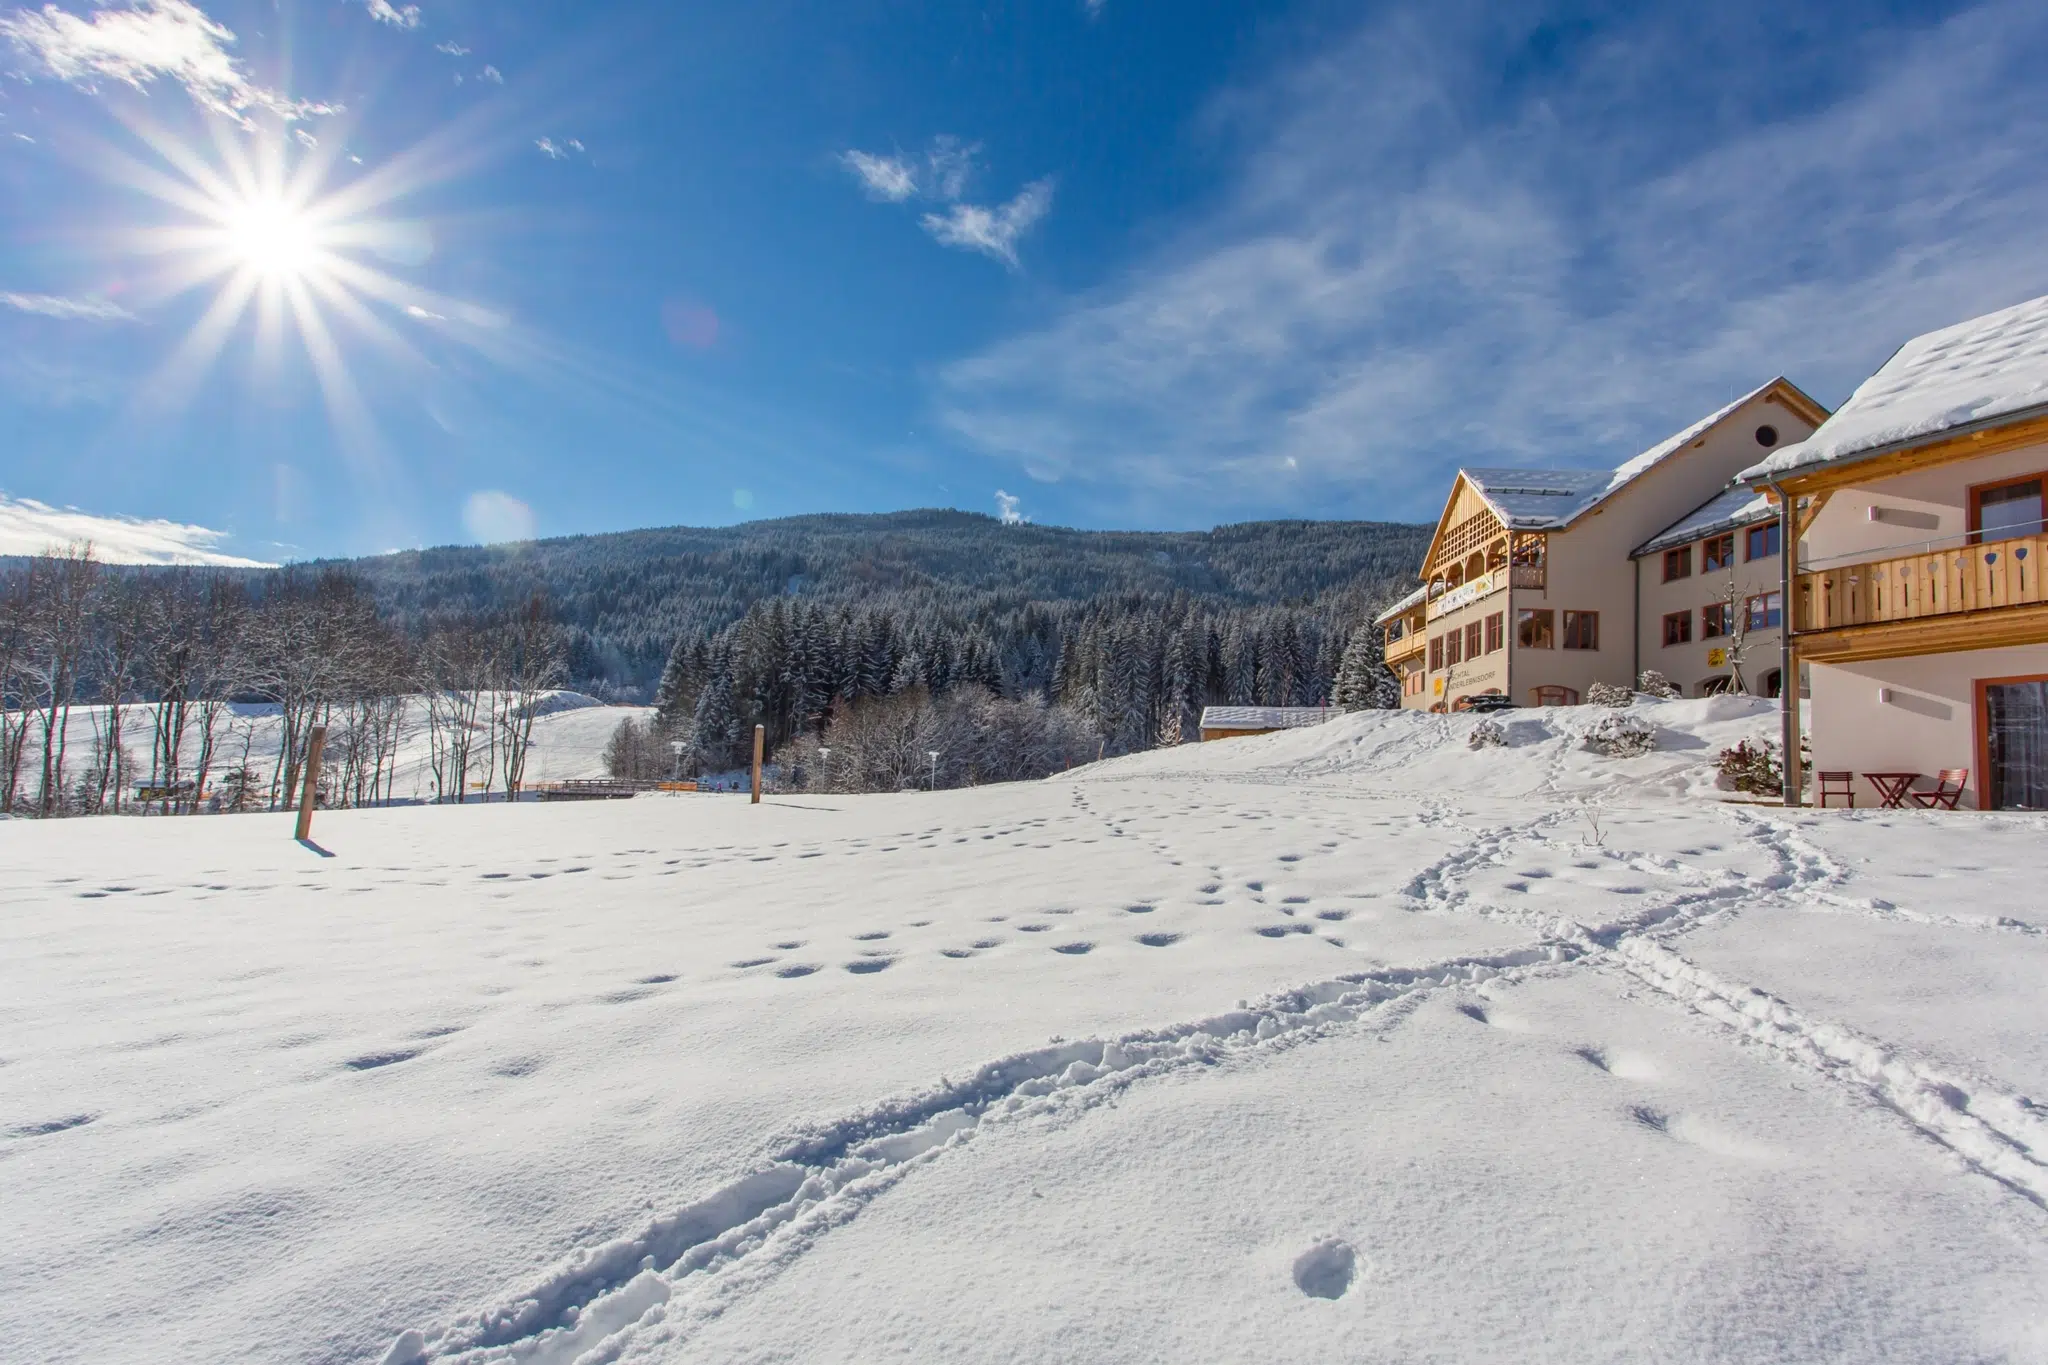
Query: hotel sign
[[1427, 572, 1500, 621]]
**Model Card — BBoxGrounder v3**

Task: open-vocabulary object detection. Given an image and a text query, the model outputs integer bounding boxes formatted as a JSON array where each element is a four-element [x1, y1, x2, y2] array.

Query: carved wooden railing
[[1796, 535, 2044, 632], [1384, 631, 1427, 664]]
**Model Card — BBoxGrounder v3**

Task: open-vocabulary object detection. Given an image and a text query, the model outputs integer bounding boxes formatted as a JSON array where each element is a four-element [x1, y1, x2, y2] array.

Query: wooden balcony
[[1385, 631, 1426, 666], [1794, 535, 2047, 660]]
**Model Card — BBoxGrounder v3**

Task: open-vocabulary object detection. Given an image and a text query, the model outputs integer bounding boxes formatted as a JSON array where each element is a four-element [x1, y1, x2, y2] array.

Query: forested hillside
[[332, 510, 1431, 696]]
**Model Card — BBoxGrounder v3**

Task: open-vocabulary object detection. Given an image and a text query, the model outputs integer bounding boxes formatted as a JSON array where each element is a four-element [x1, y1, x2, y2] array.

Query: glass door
[[1984, 677, 2048, 810]]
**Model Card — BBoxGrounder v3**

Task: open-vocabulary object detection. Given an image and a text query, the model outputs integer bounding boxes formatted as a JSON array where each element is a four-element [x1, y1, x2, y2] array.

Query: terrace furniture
[[1817, 771, 1856, 808], [1910, 769, 1970, 810], [1862, 771, 1920, 810]]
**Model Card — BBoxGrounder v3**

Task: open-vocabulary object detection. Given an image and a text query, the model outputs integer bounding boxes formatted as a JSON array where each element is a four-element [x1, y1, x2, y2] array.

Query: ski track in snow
[[387, 795, 2048, 1365]]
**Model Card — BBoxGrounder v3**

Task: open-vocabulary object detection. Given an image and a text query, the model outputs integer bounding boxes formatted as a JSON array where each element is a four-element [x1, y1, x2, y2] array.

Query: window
[[1465, 621, 1483, 659], [1444, 628, 1463, 667], [1532, 685, 1578, 706], [1703, 533, 1735, 573], [1484, 611, 1504, 653], [1745, 522, 1780, 560], [1429, 636, 1443, 672], [1754, 424, 1778, 448], [1746, 591, 1782, 630], [1517, 608, 1554, 649], [1662, 610, 1691, 646], [1562, 610, 1599, 650], [1702, 601, 1730, 638], [1972, 474, 2044, 543], [1662, 546, 1691, 582]]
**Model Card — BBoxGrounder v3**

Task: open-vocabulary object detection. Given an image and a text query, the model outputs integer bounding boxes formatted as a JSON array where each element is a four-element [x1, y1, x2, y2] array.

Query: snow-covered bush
[[1585, 680, 1634, 708], [1581, 710, 1657, 757], [1716, 739, 1782, 795], [1635, 670, 1680, 700], [1468, 718, 1507, 750]]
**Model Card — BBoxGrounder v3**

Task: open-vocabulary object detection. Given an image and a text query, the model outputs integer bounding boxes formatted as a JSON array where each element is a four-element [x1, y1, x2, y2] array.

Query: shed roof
[[1742, 292, 2048, 483], [1198, 706, 1335, 732], [1633, 483, 1776, 557], [1372, 583, 1429, 626]]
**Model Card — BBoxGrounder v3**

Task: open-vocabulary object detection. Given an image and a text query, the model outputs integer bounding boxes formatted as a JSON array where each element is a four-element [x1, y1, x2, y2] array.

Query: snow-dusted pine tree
[[1332, 628, 1396, 711]]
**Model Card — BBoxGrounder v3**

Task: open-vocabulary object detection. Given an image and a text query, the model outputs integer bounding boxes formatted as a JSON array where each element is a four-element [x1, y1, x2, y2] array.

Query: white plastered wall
[[1801, 441, 2048, 566], [1808, 644, 2048, 809]]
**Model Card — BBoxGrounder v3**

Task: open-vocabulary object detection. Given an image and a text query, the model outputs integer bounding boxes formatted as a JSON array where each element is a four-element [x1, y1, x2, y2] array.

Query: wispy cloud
[[0, 492, 272, 565], [2, 291, 134, 321], [433, 40, 468, 56], [934, 0, 2048, 516], [535, 136, 583, 160], [358, 0, 419, 29], [842, 136, 1051, 267], [0, 0, 335, 127], [479, 63, 501, 84], [921, 179, 1053, 270]]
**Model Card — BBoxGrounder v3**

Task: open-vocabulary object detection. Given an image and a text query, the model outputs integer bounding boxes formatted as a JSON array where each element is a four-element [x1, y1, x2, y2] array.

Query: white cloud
[[433, 40, 468, 55], [2, 291, 133, 320], [921, 178, 1053, 269], [461, 489, 534, 545], [404, 303, 445, 320], [841, 136, 982, 203], [0, 0, 336, 127], [994, 490, 1027, 524], [479, 63, 501, 83], [0, 493, 272, 565], [535, 136, 582, 160], [358, 0, 419, 29], [934, 0, 2048, 515], [841, 149, 917, 202]]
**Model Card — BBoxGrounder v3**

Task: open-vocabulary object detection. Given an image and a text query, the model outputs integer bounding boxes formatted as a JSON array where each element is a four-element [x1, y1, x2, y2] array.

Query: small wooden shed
[[1197, 705, 1335, 742]]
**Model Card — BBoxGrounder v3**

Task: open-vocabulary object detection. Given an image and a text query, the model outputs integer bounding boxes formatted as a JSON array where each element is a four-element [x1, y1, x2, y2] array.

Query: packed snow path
[[3, 699, 2045, 1363]]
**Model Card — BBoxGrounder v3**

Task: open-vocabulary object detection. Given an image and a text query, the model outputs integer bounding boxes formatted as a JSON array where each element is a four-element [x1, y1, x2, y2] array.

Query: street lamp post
[[818, 746, 831, 793], [927, 750, 940, 791], [669, 740, 686, 782]]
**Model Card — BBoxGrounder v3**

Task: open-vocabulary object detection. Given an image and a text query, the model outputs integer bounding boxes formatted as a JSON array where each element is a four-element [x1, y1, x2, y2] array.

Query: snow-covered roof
[[1372, 583, 1429, 625], [1742, 293, 2048, 483], [1633, 483, 1775, 557], [1461, 379, 1793, 532], [1199, 706, 1334, 732]]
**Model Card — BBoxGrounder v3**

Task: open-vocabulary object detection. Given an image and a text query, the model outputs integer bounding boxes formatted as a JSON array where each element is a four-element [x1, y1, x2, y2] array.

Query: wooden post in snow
[[294, 725, 327, 841], [750, 724, 765, 805]]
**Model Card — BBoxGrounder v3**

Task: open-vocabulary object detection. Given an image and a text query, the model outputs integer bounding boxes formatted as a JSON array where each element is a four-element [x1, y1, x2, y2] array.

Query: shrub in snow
[[1717, 739, 1782, 795], [1585, 680, 1634, 708], [1582, 710, 1657, 757], [1636, 670, 1680, 700], [1468, 718, 1508, 750]]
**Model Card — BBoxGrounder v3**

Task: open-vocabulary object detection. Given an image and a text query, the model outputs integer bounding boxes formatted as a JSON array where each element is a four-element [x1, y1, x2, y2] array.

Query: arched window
[[1531, 685, 1578, 707], [1761, 668, 1783, 698], [1699, 675, 1734, 696]]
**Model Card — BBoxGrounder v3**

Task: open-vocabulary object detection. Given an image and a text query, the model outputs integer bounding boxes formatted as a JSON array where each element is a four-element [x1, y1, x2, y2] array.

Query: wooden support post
[[295, 725, 327, 841], [1774, 484, 1804, 807], [750, 724, 765, 805]]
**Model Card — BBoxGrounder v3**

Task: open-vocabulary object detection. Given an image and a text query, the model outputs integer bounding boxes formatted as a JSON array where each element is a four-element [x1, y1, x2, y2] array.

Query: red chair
[[1817, 772, 1855, 808], [1910, 769, 1968, 810]]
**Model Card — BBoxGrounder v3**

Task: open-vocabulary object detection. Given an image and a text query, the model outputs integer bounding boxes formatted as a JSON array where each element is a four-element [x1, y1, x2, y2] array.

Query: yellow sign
[[1707, 648, 1727, 667], [1432, 676, 1445, 695]]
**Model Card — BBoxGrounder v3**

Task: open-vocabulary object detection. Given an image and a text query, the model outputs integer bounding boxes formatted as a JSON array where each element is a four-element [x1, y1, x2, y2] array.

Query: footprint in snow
[[1052, 942, 1095, 955], [345, 1050, 419, 1071], [775, 964, 820, 979], [1136, 932, 1181, 947], [852, 931, 891, 941], [9, 1113, 96, 1138], [1576, 1047, 1661, 1082], [845, 959, 895, 974], [1292, 1238, 1358, 1299], [731, 958, 776, 969]]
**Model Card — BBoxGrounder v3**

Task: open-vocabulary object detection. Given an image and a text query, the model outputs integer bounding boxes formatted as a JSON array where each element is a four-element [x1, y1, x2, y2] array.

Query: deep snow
[[3, 696, 2044, 1364]]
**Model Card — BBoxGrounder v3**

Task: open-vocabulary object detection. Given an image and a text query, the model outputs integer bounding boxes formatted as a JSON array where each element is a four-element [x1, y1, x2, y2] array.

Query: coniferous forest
[[3, 510, 1428, 802]]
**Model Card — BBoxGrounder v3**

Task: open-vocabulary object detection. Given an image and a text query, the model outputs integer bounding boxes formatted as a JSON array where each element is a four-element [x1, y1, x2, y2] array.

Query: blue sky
[[2, 0, 2046, 562]]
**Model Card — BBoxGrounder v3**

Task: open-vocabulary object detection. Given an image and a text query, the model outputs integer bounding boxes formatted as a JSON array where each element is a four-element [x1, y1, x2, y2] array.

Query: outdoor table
[[1862, 772, 1920, 809]]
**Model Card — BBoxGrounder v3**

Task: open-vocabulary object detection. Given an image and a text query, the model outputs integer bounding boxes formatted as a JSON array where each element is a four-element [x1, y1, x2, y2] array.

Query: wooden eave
[[1794, 600, 2048, 664], [1756, 409, 2048, 498], [1417, 472, 1505, 578]]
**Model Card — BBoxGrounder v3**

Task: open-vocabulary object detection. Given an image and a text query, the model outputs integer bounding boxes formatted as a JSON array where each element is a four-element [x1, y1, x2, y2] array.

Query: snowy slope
[[2, 700, 2044, 1365]]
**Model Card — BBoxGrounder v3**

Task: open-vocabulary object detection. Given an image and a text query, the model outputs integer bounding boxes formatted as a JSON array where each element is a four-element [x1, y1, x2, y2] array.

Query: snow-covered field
[[9, 692, 650, 804], [4, 696, 2045, 1364]]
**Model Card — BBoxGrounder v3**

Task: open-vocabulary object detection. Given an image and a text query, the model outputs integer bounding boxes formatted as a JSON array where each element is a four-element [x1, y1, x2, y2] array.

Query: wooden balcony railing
[[1385, 632, 1426, 665], [1796, 535, 2044, 633], [1510, 564, 1545, 589]]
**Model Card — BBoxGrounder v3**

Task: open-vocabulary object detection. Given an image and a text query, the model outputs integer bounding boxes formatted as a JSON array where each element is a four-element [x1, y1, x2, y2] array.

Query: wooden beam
[[1766, 411, 2048, 498], [1794, 601, 2048, 663]]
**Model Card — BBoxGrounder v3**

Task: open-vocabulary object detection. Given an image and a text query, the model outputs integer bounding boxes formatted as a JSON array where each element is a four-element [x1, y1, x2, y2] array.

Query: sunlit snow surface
[[3, 697, 2045, 1364]]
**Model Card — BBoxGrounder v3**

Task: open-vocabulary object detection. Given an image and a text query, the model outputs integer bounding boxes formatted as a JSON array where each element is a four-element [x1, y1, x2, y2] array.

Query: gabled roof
[[1425, 379, 1823, 564], [1633, 483, 1775, 558], [1372, 583, 1429, 626], [1743, 292, 2048, 483], [1199, 706, 1333, 731]]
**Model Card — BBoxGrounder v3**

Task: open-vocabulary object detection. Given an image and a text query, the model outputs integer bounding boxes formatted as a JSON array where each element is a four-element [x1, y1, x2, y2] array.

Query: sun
[[221, 195, 321, 280]]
